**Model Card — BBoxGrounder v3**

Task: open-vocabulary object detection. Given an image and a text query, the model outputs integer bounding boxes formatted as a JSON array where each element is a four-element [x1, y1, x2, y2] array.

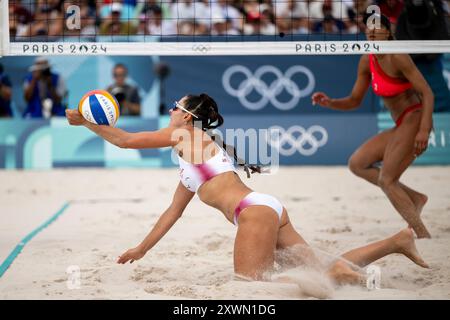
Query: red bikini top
[[369, 54, 412, 97]]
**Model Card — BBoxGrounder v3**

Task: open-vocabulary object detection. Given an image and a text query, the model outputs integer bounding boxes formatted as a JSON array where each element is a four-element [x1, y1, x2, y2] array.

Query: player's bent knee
[[378, 175, 395, 190]]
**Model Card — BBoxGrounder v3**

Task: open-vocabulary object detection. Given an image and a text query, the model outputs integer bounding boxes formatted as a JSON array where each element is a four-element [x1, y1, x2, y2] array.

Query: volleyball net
[[1, 0, 449, 56]]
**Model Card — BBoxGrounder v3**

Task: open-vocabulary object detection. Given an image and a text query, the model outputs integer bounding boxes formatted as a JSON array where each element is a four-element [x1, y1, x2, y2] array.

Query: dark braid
[[184, 93, 261, 178], [183, 93, 223, 130]]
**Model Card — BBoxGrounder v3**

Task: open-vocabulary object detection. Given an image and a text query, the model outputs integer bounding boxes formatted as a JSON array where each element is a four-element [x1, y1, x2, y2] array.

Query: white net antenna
[[0, 0, 10, 57]]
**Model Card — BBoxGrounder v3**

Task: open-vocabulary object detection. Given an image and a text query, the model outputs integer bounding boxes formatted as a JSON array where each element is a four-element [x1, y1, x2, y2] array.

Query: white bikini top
[[177, 142, 237, 193]]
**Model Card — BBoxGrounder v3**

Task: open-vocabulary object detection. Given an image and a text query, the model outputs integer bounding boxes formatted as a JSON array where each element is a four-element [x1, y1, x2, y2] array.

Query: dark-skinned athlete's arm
[[311, 55, 371, 111]]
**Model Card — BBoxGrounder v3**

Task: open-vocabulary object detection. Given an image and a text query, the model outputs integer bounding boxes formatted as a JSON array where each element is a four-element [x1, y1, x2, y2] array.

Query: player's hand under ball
[[66, 109, 87, 126]]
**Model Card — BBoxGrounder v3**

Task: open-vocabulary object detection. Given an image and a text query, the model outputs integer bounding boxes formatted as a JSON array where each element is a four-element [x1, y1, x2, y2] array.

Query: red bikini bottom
[[395, 103, 422, 127]]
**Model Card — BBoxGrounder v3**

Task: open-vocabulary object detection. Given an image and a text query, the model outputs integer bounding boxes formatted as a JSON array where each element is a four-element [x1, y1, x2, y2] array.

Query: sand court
[[0, 167, 449, 299]]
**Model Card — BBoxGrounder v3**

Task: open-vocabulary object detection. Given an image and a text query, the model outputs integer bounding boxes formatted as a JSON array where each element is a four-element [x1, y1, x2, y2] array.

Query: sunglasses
[[172, 101, 199, 119]]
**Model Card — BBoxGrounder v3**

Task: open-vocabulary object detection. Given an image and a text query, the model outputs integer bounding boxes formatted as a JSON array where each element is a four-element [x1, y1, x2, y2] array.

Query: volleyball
[[78, 90, 120, 126]]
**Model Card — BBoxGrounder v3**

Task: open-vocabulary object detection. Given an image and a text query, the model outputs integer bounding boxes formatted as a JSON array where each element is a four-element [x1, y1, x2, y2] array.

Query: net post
[[0, 0, 10, 57]]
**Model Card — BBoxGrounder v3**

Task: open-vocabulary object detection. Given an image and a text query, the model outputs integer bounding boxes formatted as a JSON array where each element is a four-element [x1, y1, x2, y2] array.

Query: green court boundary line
[[0, 197, 148, 278], [0, 202, 71, 278]]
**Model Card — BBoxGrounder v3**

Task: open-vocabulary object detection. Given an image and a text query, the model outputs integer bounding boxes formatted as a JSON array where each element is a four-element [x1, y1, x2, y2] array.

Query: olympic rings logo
[[222, 65, 315, 110], [266, 125, 328, 156], [192, 44, 211, 53]]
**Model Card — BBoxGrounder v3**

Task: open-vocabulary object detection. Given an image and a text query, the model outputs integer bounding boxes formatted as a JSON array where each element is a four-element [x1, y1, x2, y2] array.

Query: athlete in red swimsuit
[[312, 14, 434, 238], [369, 53, 422, 126]]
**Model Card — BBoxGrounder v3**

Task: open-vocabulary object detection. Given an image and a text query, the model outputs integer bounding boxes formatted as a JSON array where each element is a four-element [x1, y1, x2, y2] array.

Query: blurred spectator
[[242, 0, 261, 33], [274, 0, 309, 34], [49, 1, 97, 40], [309, 0, 349, 27], [243, 11, 260, 35], [30, 0, 64, 39], [445, 0, 450, 35], [344, 5, 360, 33], [137, 13, 149, 35], [8, 5, 18, 40], [243, 1, 277, 35], [211, 16, 240, 35], [396, 0, 450, 112], [377, 0, 405, 25], [80, 10, 99, 39], [376, 0, 404, 34], [106, 64, 141, 116], [196, 0, 216, 34], [211, 15, 228, 35], [313, 13, 347, 33], [136, 0, 171, 20], [169, 0, 209, 35], [348, 0, 373, 33], [225, 18, 241, 35], [396, 0, 448, 41], [99, 0, 136, 22], [0, 63, 13, 118], [9, 0, 396, 38], [9, 0, 99, 40], [242, 0, 260, 14], [260, 5, 277, 35], [212, 0, 244, 33], [23, 57, 66, 118], [124, 0, 137, 6], [9, 0, 34, 40], [10, 0, 34, 22], [145, 6, 177, 36], [99, 3, 137, 35]]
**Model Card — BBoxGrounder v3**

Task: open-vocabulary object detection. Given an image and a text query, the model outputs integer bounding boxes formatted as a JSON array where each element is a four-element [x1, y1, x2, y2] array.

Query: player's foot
[[393, 228, 429, 268]]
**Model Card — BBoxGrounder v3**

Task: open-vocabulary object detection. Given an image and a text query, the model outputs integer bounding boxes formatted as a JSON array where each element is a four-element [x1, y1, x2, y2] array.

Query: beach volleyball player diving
[[66, 93, 429, 285], [312, 14, 434, 239]]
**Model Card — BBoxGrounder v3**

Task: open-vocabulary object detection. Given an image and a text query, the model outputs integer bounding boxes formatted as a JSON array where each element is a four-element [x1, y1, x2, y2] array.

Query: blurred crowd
[[2, 1, 449, 118], [0, 58, 141, 118], [8, 0, 449, 39]]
